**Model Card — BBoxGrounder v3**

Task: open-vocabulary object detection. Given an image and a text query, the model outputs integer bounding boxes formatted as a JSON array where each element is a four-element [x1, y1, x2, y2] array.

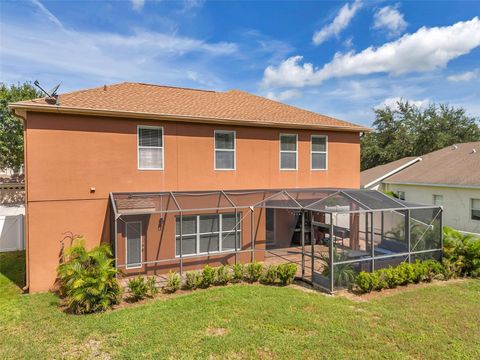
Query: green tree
[[0, 82, 41, 172], [361, 100, 480, 170]]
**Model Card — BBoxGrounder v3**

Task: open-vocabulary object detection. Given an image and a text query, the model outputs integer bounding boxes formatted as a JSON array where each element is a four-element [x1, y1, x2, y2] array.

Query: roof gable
[[378, 142, 480, 187]]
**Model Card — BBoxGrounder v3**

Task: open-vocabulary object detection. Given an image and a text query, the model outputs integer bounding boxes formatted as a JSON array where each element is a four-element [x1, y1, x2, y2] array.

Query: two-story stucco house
[[10, 82, 374, 292]]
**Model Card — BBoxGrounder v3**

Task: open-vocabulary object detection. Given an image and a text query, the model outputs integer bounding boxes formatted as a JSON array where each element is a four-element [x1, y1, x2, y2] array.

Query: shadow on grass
[[0, 251, 26, 290]]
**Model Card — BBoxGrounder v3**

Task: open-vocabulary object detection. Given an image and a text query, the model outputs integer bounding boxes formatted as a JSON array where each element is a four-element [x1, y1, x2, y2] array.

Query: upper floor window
[[280, 134, 297, 170], [471, 199, 480, 220], [138, 126, 163, 170], [214, 130, 235, 170], [433, 194, 443, 206], [311, 135, 328, 170]]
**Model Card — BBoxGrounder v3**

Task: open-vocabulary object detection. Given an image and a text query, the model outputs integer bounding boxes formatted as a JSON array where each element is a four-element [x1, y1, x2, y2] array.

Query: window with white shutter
[[138, 126, 163, 170]]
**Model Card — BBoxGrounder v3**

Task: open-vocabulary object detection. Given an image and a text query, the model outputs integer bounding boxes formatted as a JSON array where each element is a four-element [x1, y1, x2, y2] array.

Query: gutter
[[383, 181, 480, 190], [363, 157, 422, 189], [9, 103, 371, 133]]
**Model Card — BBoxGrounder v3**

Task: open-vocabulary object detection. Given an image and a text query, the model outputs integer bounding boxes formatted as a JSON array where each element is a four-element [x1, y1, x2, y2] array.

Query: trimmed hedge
[[355, 260, 445, 293], [168, 262, 298, 293]]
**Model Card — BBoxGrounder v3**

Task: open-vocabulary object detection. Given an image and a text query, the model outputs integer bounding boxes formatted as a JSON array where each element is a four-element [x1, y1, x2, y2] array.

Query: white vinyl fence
[[0, 214, 25, 252]]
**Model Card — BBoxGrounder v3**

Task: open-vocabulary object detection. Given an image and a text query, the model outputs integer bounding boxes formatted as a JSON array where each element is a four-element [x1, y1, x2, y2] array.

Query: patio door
[[126, 221, 143, 269], [266, 208, 275, 245]]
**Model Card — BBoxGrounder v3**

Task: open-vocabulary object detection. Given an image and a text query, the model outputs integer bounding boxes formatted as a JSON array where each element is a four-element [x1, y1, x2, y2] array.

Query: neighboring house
[[10, 82, 370, 292], [361, 142, 480, 234]]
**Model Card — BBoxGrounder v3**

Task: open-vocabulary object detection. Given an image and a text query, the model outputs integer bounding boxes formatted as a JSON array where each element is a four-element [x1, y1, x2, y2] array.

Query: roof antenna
[[34, 80, 61, 105]]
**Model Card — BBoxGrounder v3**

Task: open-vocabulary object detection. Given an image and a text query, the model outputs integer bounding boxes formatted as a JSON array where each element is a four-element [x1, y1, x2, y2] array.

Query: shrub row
[[176, 262, 297, 293], [126, 262, 297, 300], [355, 260, 444, 293]]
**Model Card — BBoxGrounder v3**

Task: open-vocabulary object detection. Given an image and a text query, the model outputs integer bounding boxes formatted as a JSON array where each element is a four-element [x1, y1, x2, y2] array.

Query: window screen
[[311, 135, 327, 170], [138, 126, 163, 169], [126, 222, 142, 268], [471, 199, 480, 220], [215, 131, 235, 169], [280, 134, 297, 170], [175, 213, 241, 256], [433, 194, 443, 206]]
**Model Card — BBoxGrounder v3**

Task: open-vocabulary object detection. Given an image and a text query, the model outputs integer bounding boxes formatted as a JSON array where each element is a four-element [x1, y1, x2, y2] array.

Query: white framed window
[[214, 130, 236, 170], [311, 135, 328, 170], [126, 221, 142, 269], [175, 213, 242, 256], [280, 134, 297, 170], [137, 125, 164, 170], [471, 199, 480, 221], [433, 194, 443, 206], [397, 191, 405, 200]]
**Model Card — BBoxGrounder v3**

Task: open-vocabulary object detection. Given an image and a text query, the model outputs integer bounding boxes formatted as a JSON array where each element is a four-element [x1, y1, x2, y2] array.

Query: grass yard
[[1, 252, 480, 359]]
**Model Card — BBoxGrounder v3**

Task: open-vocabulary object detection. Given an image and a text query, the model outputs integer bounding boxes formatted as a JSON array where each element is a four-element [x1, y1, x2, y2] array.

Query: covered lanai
[[110, 189, 443, 292]]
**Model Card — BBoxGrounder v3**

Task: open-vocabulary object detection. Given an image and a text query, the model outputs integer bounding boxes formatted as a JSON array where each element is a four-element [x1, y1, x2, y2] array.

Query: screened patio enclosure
[[110, 189, 443, 293]]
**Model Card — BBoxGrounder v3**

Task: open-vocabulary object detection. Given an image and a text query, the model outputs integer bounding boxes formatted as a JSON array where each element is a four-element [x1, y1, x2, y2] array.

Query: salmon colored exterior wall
[[24, 111, 361, 292]]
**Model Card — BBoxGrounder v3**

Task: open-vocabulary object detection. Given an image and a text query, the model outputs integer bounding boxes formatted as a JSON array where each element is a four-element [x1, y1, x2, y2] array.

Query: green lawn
[[1, 252, 480, 359]]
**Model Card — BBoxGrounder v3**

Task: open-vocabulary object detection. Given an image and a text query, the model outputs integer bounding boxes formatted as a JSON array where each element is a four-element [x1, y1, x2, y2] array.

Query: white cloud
[[312, 0, 362, 45], [447, 69, 479, 82], [0, 3, 238, 89], [265, 89, 302, 102], [375, 97, 429, 109], [373, 5, 407, 36], [264, 17, 480, 88], [30, 0, 63, 28], [131, 0, 145, 11]]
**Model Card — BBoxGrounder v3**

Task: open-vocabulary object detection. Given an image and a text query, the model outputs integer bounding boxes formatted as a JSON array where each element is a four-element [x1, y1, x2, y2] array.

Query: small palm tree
[[320, 252, 356, 289], [57, 236, 122, 314]]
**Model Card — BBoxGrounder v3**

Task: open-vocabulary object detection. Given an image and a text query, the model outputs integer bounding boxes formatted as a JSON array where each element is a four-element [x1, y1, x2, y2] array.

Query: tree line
[[361, 100, 480, 170]]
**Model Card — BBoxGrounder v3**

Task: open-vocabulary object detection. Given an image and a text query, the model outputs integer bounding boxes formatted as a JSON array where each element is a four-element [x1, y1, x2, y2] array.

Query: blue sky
[[1, 0, 479, 125]]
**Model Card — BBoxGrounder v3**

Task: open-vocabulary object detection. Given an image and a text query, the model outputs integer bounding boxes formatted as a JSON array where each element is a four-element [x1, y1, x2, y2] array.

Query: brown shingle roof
[[384, 142, 480, 187], [361, 157, 420, 187], [11, 82, 368, 131]]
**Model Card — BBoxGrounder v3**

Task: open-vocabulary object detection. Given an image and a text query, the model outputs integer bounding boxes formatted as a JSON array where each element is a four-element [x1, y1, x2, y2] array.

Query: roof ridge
[[226, 89, 363, 129], [122, 82, 217, 93]]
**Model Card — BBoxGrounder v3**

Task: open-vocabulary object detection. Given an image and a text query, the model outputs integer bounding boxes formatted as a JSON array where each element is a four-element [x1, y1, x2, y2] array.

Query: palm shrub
[[443, 227, 480, 277], [163, 271, 181, 293], [57, 237, 122, 314], [321, 252, 356, 289], [146, 276, 159, 297], [277, 263, 297, 285], [128, 277, 148, 300]]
